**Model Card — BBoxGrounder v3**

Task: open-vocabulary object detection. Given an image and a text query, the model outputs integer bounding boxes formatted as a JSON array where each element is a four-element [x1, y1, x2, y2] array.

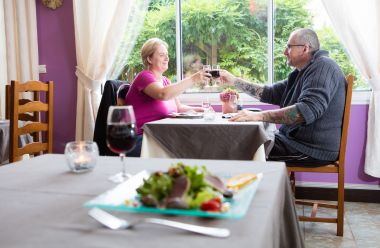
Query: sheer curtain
[[73, 0, 149, 140], [0, 0, 39, 119], [322, 0, 380, 178], [108, 1, 150, 79]]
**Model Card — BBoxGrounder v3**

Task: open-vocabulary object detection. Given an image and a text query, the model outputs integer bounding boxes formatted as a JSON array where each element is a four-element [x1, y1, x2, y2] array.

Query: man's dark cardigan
[[261, 50, 347, 161]]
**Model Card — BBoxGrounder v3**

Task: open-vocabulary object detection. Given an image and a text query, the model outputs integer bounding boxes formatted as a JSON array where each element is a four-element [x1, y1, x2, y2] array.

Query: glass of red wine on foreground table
[[106, 105, 138, 183]]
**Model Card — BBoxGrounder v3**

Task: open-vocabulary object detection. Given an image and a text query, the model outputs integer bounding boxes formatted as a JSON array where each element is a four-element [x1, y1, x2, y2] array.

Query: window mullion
[[175, 0, 183, 81], [268, 0, 274, 85]]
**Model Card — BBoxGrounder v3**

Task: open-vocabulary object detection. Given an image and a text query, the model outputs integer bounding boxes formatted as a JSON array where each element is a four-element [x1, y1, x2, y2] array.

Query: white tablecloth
[[0, 154, 304, 248]]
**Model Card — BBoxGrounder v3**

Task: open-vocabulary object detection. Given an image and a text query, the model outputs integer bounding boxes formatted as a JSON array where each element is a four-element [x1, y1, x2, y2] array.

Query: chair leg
[[310, 203, 318, 218], [337, 169, 345, 236], [290, 171, 344, 236], [289, 171, 295, 194]]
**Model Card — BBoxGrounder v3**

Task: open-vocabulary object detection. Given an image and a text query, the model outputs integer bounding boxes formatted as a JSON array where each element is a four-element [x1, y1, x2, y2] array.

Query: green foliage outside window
[[119, 0, 366, 90]]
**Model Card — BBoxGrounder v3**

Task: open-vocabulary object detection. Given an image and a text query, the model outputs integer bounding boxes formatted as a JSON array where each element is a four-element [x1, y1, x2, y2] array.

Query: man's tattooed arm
[[234, 78, 264, 100], [260, 105, 305, 124]]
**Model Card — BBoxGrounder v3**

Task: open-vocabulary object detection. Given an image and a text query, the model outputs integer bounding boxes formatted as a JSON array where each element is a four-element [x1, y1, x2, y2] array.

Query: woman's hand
[[229, 109, 263, 122], [219, 70, 236, 86], [190, 69, 210, 85]]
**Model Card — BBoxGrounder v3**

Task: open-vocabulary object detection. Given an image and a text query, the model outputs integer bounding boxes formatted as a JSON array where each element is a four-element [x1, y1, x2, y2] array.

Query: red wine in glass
[[209, 70, 220, 78], [107, 123, 137, 154], [106, 105, 137, 183]]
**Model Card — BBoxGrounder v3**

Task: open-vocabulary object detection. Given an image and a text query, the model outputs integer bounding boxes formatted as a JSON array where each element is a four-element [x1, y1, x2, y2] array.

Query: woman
[[125, 38, 208, 157]]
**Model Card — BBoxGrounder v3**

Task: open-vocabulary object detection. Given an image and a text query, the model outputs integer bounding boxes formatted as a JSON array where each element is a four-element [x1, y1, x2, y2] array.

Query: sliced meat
[[140, 195, 160, 207], [164, 175, 190, 209], [205, 174, 234, 198]]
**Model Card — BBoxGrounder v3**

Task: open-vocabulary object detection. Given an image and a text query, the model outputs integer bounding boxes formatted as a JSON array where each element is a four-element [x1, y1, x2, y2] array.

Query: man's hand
[[219, 70, 236, 86], [219, 70, 264, 100], [229, 110, 262, 122], [229, 105, 304, 124], [191, 69, 211, 83]]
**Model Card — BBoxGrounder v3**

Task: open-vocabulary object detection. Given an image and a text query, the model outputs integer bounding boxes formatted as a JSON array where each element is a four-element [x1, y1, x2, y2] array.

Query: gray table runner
[[143, 118, 276, 160]]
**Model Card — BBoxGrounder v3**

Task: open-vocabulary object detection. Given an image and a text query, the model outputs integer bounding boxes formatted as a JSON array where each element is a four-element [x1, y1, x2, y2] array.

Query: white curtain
[[72, 0, 149, 141], [322, 0, 380, 178], [108, 1, 150, 79], [0, 0, 39, 118]]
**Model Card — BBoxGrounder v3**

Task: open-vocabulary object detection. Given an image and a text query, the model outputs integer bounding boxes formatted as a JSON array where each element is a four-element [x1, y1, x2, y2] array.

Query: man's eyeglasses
[[286, 44, 306, 49]]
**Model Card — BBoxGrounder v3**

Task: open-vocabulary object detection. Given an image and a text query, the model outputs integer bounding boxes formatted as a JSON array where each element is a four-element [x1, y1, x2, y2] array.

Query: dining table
[[0, 119, 33, 164], [0, 119, 11, 164], [141, 114, 276, 161], [0, 154, 304, 248]]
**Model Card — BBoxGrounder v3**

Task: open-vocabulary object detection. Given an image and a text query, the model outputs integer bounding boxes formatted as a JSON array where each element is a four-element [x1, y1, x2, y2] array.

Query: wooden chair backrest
[[9, 80, 53, 162], [338, 74, 353, 167], [6, 84, 41, 142]]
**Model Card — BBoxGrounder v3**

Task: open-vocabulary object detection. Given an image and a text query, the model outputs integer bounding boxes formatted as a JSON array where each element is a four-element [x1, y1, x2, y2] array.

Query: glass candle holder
[[65, 141, 99, 173]]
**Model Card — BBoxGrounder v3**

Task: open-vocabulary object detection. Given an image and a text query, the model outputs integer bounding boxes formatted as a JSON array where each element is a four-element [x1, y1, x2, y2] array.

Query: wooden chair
[[8, 80, 53, 162], [6, 84, 40, 142], [287, 74, 353, 236]]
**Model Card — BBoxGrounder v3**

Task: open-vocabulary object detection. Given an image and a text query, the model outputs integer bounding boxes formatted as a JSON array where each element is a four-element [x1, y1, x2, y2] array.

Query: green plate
[[84, 170, 263, 219]]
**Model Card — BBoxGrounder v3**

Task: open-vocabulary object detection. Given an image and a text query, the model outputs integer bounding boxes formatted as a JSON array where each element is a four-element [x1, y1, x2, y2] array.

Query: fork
[[88, 208, 230, 238]]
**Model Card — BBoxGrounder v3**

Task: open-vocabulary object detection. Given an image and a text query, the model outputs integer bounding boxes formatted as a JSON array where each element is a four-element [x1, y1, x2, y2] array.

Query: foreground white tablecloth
[[0, 154, 304, 248]]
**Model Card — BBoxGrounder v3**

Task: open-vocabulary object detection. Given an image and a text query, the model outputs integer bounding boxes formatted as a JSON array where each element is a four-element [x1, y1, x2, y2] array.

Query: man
[[220, 28, 347, 166]]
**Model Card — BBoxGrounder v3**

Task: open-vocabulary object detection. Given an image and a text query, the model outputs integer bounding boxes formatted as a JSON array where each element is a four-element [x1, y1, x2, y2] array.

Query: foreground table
[[141, 115, 276, 161], [0, 154, 304, 248]]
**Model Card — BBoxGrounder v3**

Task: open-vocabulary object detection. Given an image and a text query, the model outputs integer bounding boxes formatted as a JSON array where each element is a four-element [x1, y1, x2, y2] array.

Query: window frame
[[174, 0, 370, 105]]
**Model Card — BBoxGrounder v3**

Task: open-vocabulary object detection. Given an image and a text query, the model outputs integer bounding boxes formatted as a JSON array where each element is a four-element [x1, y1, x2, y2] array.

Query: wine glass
[[211, 65, 220, 78], [211, 64, 220, 87], [203, 65, 211, 87], [106, 105, 138, 183], [202, 97, 211, 109]]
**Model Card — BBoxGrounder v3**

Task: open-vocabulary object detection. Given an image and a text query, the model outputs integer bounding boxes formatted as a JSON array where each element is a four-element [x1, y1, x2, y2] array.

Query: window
[[274, 0, 368, 90], [181, 0, 268, 93], [118, 0, 369, 94]]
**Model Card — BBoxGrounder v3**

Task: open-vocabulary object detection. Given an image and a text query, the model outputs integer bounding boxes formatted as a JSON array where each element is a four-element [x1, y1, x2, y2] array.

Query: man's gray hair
[[294, 28, 320, 52]]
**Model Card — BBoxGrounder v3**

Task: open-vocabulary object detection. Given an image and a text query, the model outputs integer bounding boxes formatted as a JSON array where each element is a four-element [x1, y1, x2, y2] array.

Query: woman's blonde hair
[[141, 38, 168, 68]]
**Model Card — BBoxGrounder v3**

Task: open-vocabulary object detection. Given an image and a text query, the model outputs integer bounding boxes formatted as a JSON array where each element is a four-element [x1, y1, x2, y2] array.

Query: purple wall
[[35, 0, 379, 186], [36, 0, 77, 153], [297, 105, 379, 185]]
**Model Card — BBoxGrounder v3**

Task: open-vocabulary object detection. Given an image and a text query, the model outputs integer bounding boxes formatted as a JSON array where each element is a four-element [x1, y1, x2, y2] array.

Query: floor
[[298, 202, 380, 248]]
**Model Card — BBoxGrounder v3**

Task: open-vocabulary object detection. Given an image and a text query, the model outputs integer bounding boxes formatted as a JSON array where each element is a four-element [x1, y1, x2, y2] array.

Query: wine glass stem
[[120, 153, 127, 179]]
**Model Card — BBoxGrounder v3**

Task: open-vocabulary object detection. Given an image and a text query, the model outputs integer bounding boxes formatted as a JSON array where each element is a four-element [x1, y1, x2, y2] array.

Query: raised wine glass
[[211, 64, 220, 87], [106, 105, 138, 183], [203, 65, 211, 87]]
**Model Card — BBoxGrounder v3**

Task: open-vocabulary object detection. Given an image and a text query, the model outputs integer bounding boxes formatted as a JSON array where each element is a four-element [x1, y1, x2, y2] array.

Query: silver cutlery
[[88, 208, 230, 238]]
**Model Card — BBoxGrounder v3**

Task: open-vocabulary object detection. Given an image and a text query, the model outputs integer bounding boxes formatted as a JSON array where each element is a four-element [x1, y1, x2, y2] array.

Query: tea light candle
[[65, 141, 99, 173], [73, 154, 91, 170]]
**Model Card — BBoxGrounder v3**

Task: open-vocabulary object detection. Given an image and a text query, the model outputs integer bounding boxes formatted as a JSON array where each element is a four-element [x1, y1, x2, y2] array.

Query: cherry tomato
[[200, 198, 221, 212]]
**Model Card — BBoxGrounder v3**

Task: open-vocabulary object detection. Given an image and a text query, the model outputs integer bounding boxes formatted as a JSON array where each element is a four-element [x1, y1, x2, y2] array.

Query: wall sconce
[[42, 0, 63, 10]]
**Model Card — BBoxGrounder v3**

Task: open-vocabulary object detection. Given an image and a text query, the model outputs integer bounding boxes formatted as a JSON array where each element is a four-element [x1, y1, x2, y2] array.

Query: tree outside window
[[117, 0, 368, 91]]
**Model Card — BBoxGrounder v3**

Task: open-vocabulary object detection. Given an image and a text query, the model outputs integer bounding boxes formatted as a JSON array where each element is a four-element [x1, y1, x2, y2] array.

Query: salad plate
[[84, 170, 263, 219]]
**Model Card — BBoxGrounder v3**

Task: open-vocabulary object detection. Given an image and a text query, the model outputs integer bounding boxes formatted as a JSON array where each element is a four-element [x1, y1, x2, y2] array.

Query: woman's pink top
[[125, 70, 177, 135]]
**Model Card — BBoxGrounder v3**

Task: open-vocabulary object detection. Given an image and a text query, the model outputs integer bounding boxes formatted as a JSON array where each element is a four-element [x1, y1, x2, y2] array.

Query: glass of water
[[202, 98, 215, 121]]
